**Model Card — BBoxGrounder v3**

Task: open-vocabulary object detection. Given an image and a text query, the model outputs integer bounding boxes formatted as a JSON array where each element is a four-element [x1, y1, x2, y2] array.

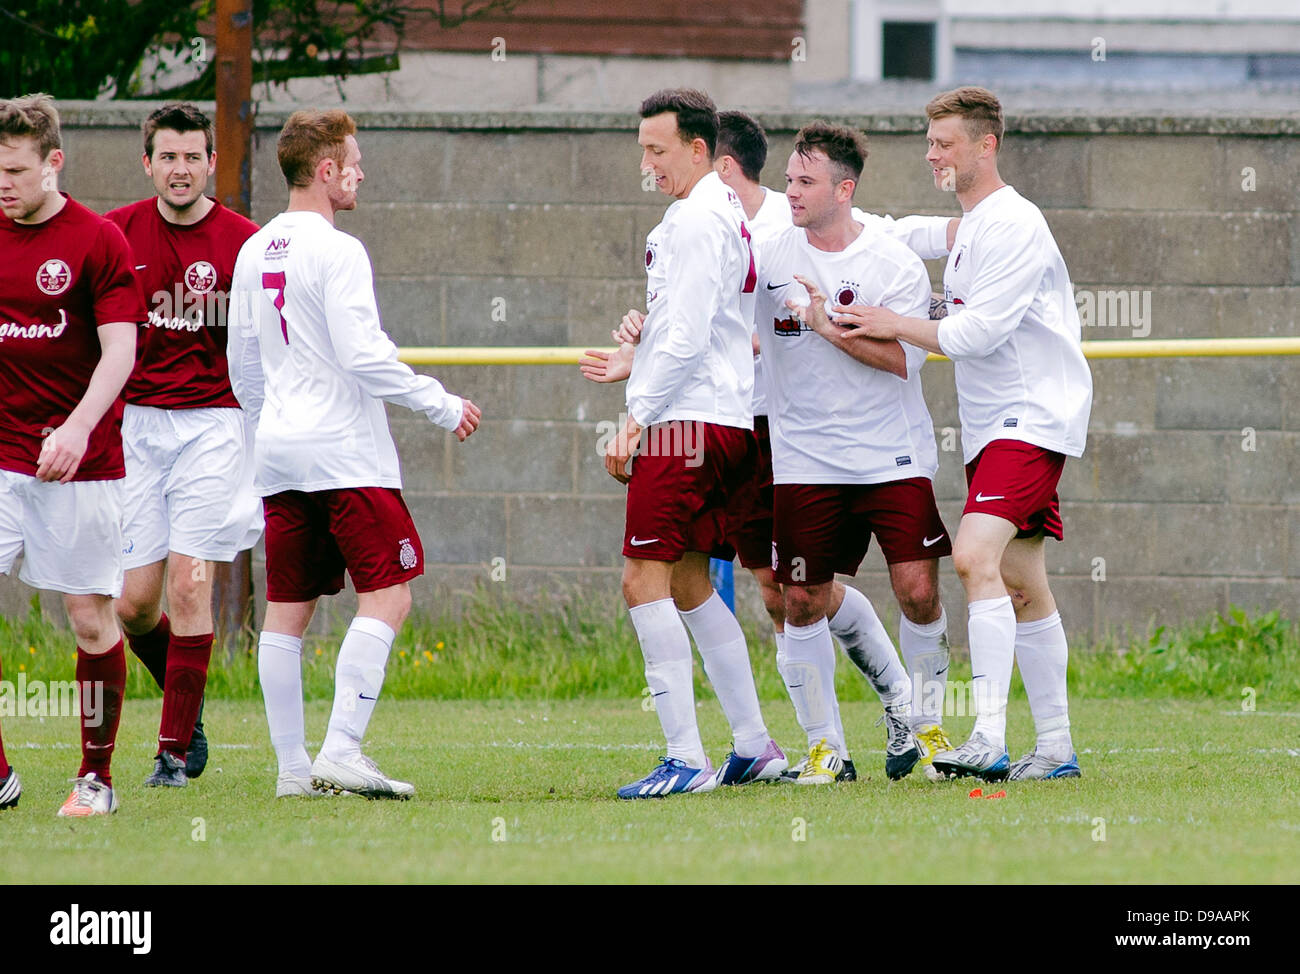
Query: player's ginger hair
[[925, 86, 1005, 152], [0, 92, 61, 159], [277, 109, 357, 188]]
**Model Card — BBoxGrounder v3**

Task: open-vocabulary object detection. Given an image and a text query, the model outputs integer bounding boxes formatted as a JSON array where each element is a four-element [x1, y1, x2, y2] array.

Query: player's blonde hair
[[277, 109, 357, 188], [925, 86, 1004, 152], [0, 92, 62, 159]]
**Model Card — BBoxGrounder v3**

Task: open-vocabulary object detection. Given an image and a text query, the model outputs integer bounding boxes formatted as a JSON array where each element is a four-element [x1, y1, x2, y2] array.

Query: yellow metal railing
[[397, 337, 1300, 367]]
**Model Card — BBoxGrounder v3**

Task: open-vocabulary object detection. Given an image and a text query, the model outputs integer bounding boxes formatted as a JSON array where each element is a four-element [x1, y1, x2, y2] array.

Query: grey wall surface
[[3, 104, 1296, 646]]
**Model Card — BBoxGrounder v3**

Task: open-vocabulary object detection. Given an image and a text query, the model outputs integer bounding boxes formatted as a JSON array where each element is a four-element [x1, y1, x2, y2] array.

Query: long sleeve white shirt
[[228, 211, 463, 495], [935, 186, 1093, 461], [625, 171, 754, 430]]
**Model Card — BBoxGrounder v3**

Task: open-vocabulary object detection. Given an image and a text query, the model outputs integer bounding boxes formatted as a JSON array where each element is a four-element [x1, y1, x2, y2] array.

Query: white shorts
[[120, 404, 264, 569], [0, 471, 124, 596]]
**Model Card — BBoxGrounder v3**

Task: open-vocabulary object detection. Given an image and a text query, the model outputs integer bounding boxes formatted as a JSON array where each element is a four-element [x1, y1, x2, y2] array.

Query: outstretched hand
[[580, 343, 634, 384]]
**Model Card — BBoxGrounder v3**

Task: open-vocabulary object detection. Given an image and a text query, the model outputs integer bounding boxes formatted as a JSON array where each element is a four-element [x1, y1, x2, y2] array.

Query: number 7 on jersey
[[262, 271, 289, 344]]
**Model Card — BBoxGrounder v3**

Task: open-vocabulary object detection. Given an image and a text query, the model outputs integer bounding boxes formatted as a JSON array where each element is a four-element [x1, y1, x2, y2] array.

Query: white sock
[[782, 618, 844, 756], [680, 592, 768, 757], [321, 617, 395, 763], [631, 599, 705, 768], [1015, 612, 1072, 757], [899, 606, 950, 730], [774, 628, 809, 731], [258, 630, 310, 777], [830, 585, 911, 712], [967, 596, 1016, 747]]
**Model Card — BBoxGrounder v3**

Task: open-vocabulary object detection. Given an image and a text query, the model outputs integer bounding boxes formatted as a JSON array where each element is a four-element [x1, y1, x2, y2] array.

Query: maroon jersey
[[106, 198, 258, 409], [0, 195, 145, 480]]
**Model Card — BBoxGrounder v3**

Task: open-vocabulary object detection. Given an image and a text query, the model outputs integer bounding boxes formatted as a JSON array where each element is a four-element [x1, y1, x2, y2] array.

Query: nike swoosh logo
[[652, 691, 669, 697], [766, 282, 789, 290], [936, 665, 949, 676], [359, 694, 377, 700], [135, 264, 147, 270], [922, 535, 944, 547], [629, 537, 660, 546], [974, 493, 1005, 502]]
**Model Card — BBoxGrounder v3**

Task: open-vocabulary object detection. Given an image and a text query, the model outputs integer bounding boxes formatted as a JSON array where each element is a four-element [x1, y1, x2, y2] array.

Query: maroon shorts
[[623, 421, 755, 562], [772, 478, 951, 586], [963, 440, 1065, 540], [264, 487, 424, 602], [718, 415, 775, 570]]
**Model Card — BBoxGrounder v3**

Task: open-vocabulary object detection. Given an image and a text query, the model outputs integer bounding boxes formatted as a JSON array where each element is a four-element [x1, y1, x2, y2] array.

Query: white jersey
[[932, 186, 1093, 462], [625, 171, 754, 430], [745, 196, 946, 420], [755, 220, 937, 485], [744, 188, 793, 418], [228, 211, 464, 495]]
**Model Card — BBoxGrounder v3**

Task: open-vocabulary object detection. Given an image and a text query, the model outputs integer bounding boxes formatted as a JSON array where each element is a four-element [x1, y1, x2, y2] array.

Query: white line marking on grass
[[1080, 746, 1299, 756], [1223, 711, 1300, 718], [491, 741, 660, 751]]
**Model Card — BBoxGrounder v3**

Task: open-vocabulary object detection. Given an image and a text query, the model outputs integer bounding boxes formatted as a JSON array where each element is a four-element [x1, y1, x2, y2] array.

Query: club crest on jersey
[[185, 260, 217, 294], [398, 538, 418, 570], [36, 259, 71, 295], [833, 281, 863, 307], [645, 240, 659, 271]]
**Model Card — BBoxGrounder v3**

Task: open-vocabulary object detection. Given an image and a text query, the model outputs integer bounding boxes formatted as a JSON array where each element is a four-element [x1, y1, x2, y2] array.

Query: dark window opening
[[882, 21, 935, 80]]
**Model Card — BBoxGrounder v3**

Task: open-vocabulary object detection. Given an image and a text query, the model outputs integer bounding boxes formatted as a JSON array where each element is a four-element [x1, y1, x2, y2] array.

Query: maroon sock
[[0, 656, 9, 780], [77, 640, 126, 787], [159, 632, 213, 759], [126, 613, 170, 690]]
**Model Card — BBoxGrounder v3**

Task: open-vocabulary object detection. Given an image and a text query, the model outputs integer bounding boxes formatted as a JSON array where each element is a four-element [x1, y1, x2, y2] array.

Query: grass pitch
[[2, 696, 1296, 885]]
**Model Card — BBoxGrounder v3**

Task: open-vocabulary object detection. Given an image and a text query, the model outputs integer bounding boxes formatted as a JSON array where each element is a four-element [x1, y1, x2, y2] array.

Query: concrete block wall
[[3, 104, 1296, 646]]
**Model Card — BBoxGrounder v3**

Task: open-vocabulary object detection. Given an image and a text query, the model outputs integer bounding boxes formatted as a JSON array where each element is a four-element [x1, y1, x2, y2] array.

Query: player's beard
[[6, 190, 51, 223], [953, 165, 980, 194]]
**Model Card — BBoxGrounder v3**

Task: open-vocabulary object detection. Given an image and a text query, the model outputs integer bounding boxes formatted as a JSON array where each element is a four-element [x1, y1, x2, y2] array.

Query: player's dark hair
[[926, 86, 1004, 152], [793, 120, 868, 188], [277, 109, 357, 188], [0, 92, 61, 159], [143, 103, 213, 158], [639, 88, 718, 157], [716, 111, 768, 183]]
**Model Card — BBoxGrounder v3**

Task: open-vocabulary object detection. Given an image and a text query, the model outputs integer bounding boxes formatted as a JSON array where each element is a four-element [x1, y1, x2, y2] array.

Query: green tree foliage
[[0, 0, 519, 99]]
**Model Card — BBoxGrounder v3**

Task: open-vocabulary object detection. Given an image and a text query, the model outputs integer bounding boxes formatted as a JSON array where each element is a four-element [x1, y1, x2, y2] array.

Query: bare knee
[[115, 593, 157, 634], [783, 583, 831, 628], [952, 544, 1001, 591], [750, 569, 785, 628], [357, 584, 412, 631], [166, 566, 212, 627], [66, 597, 119, 650], [896, 584, 941, 625]]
